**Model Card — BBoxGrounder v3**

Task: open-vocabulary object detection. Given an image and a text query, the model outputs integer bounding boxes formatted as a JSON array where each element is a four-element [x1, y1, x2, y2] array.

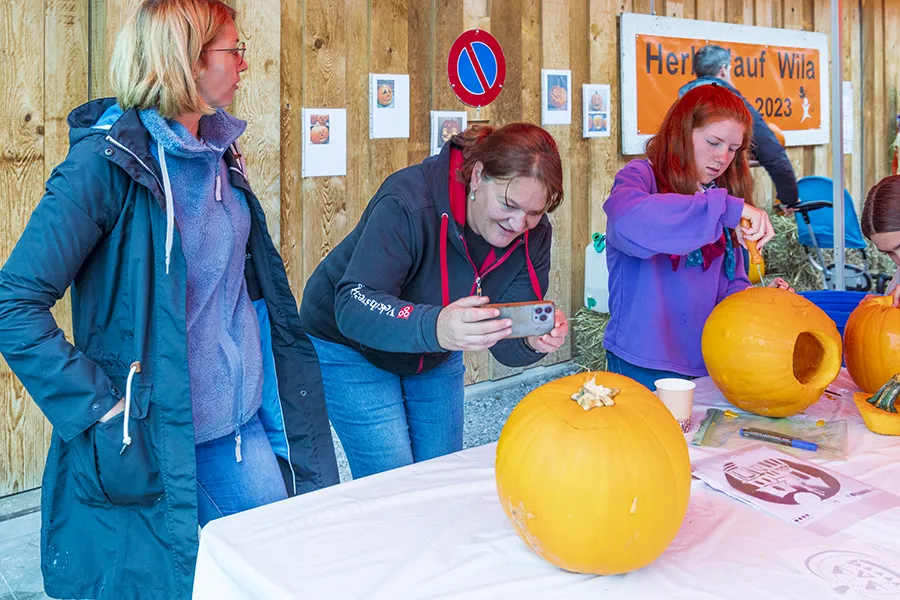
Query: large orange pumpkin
[[843, 294, 900, 393], [701, 288, 842, 417], [495, 372, 691, 575]]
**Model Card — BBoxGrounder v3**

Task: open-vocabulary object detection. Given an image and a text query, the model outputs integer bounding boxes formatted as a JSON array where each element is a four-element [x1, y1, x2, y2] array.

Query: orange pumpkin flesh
[[495, 372, 691, 575], [853, 374, 900, 436], [701, 288, 842, 417], [843, 294, 900, 393]]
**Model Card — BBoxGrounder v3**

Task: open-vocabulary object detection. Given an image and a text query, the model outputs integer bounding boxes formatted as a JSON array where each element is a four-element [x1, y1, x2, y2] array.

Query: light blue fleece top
[[95, 104, 263, 444]]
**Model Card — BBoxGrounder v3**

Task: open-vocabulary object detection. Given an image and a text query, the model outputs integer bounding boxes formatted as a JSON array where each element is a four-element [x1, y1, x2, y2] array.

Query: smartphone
[[486, 301, 556, 338]]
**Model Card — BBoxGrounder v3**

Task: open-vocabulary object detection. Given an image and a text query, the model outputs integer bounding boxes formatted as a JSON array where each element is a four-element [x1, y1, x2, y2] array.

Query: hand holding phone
[[484, 301, 556, 338]]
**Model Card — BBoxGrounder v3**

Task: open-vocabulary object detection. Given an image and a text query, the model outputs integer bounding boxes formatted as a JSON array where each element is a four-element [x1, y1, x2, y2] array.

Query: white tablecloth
[[193, 370, 900, 599]]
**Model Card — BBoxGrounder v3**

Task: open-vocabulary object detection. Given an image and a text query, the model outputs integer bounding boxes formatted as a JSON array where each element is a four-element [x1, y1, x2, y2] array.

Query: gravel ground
[[332, 361, 579, 482]]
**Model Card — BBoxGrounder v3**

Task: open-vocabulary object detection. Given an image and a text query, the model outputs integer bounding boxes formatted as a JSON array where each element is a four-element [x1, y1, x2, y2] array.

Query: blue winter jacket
[[0, 98, 339, 600]]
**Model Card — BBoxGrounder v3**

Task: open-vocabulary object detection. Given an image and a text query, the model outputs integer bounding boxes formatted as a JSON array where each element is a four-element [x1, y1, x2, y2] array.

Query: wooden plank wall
[[1, 0, 898, 496]]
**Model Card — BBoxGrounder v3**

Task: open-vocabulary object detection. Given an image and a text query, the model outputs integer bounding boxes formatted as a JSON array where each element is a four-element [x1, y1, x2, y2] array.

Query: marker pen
[[738, 427, 818, 452]]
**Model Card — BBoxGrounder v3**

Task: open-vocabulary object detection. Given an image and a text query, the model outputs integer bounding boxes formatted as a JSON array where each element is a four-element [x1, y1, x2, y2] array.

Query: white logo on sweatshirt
[[350, 284, 396, 317]]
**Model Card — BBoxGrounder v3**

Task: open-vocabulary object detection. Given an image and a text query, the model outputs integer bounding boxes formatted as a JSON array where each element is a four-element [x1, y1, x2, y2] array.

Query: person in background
[[0, 1, 337, 598], [300, 123, 569, 479], [679, 44, 800, 211], [603, 85, 792, 391], [861, 175, 900, 306]]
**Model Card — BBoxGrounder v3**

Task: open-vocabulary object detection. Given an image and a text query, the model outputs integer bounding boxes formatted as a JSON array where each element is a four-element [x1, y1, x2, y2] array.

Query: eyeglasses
[[203, 41, 246, 62]]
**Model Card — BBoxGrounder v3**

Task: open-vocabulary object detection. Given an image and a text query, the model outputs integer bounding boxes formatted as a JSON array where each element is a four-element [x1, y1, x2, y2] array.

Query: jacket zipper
[[457, 234, 524, 296], [104, 135, 164, 191]]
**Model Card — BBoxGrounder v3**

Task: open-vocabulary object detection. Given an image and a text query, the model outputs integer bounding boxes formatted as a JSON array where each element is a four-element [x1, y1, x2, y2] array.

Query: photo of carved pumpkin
[[701, 288, 842, 417], [440, 119, 461, 144], [843, 293, 900, 393], [591, 114, 607, 131], [590, 92, 604, 111], [315, 114, 329, 126], [377, 83, 394, 107], [309, 124, 330, 145], [549, 85, 568, 109], [496, 372, 691, 575]]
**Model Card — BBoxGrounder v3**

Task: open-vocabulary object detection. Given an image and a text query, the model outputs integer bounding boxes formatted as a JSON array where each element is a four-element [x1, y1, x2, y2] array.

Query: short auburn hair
[[453, 123, 564, 213], [862, 175, 900, 238], [110, 0, 236, 119], [646, 84, 754, 203]]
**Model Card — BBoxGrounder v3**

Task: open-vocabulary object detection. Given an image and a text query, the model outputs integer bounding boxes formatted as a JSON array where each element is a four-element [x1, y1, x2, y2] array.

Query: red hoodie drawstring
[[524, 230, 543, 300], [440, 214, 450, 306]]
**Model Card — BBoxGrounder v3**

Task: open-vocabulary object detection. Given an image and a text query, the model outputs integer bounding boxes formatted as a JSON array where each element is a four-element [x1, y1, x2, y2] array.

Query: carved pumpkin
[[549, 85, 567, 109], [316, 114, 329, 126], [496, 372, 691, 575], [591, 114, 606, 131], [854, 374, 900, 435], [843, 294, 900, 393], [377, 84, 393, 106], [590, 92, 605, 111], [309, 124, 330, 145], [701, 288, 842, 417], [440, 119, 461, 143]]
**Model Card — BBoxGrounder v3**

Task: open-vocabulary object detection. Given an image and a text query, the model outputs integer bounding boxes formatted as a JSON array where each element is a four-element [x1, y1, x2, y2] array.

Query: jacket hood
[[67, 97, 120, 147]]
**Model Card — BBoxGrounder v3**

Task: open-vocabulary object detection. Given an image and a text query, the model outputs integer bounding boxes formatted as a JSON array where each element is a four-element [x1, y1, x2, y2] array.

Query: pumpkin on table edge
[[701, 287, 842, 417], [854, 373, 900, 436], [495, 372, 691, 576], [843, 293, 900, 393]]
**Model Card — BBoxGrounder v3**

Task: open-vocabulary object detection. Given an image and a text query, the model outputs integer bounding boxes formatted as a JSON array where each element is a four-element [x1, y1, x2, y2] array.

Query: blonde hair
[[110, 0, 236, 118]]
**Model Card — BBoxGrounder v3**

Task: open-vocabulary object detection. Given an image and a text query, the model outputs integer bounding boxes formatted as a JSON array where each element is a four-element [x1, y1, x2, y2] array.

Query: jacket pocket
[[71, 381, 164, 507]]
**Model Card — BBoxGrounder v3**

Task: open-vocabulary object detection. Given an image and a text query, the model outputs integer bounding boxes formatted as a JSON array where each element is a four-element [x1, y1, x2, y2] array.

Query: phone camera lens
[[540, 314, 548, 321], [544, 307, 552, 314], [534, 307, 542, 314]]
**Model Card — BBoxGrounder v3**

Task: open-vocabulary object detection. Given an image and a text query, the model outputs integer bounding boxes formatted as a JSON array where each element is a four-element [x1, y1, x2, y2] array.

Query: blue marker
[[739, 427, 818, 452]]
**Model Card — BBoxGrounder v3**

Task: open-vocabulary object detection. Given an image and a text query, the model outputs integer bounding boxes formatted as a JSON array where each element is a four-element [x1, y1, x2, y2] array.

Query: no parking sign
[[447, 30, 506, 108]]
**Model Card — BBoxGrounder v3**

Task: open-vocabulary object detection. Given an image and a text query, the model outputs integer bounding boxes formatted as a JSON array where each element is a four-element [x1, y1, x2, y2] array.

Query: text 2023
[[754, 97, 793, 118]]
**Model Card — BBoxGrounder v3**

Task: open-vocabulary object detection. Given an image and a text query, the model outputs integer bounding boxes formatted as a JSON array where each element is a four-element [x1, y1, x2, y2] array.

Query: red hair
[[452, 123, 564, 213], [646, 84, 754, 203]]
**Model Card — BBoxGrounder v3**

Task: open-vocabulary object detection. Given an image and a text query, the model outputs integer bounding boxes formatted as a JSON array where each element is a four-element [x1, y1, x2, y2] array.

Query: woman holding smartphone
[[300, 123, 569, 479]]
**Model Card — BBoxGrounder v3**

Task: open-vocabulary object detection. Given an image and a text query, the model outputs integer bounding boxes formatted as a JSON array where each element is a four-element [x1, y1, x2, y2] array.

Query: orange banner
[[635, 35, 821, 137]]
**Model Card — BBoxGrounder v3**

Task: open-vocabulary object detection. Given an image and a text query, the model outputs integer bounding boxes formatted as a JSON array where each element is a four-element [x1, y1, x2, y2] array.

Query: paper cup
[[654, 378, 695, 433]]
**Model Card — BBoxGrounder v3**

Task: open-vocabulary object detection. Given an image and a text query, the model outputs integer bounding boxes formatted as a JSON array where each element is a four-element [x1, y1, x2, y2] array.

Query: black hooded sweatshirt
[[300, 141, 553, 375]]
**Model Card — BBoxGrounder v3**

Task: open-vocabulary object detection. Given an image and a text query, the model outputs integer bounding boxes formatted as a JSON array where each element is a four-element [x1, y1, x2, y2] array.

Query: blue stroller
[[786, 176, 893, 292]]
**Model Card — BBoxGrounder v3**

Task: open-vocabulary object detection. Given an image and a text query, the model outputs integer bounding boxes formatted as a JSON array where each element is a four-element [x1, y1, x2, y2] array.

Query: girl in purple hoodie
[[603, 85, 792, 390]]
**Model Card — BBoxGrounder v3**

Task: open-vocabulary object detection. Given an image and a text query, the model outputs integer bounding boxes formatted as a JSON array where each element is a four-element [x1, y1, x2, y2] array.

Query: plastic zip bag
[[692, 408, 848, 461]]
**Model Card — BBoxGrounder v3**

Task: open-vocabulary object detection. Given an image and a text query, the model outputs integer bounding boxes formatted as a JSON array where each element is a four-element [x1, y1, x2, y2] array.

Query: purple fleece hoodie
[[602, 159, 751, 376]]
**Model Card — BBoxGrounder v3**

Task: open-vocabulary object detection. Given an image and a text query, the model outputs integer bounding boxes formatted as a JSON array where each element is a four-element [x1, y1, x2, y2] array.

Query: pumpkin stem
[[866, 373, 900, 414], [571, 376, 620, 410]]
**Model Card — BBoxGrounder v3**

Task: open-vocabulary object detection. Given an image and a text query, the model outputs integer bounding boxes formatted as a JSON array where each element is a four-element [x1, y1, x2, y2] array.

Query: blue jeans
[[195, 412, 287, 527], [309, 336, 466, 479], [606, 351, 694, 391]]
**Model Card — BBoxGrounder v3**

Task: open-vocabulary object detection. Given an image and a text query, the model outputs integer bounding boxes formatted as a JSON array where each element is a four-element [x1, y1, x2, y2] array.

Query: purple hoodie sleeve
[[604, 160, 746, 259]]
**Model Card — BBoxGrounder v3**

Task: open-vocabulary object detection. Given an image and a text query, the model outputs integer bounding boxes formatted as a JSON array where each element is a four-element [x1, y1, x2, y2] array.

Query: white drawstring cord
[[215, 173, 222, 202], [120, 361, 141, 454], [157, 141, 175, 275]]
